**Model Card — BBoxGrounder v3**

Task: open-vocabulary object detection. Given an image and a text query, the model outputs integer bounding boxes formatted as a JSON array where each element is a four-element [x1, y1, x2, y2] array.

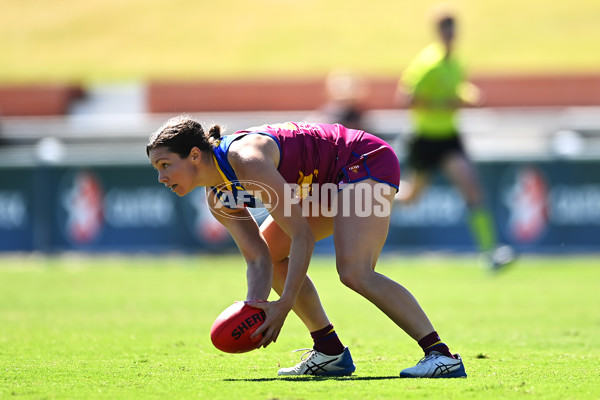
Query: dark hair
[[146, 115, 223, 158], [438, 16, 455, 30], [429, 4, 456, 30]]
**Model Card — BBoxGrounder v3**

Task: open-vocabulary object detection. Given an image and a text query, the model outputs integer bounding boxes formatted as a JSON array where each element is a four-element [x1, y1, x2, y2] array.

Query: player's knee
[[338, 270, 359, 291], [337, 267, 371, 294]]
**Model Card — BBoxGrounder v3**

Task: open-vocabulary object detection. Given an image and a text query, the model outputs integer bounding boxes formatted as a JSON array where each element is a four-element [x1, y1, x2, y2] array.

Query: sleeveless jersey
[[211, 122, 367, 208]]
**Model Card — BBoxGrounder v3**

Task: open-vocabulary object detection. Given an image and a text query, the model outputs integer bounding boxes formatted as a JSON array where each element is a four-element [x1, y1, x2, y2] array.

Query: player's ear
[[189, 147, 201, 163]]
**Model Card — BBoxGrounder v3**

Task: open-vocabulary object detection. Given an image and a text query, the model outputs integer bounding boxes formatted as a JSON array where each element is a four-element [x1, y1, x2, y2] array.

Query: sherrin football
[[210, 301, 266, 353]]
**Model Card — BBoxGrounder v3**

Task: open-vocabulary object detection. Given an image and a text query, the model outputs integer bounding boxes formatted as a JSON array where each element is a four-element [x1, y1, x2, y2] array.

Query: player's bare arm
[[227, 135, 315, 347], [206, 188, 273, 302]]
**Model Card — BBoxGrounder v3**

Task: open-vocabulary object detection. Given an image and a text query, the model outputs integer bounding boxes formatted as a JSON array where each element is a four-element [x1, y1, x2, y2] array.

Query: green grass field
[[1, 253, 598, 399], [2, 0, 600, 83], [3, 2, 599, 397]]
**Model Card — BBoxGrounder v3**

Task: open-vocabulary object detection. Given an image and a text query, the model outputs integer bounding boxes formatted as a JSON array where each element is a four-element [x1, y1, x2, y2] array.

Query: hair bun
[[208, 125, 222, 140]]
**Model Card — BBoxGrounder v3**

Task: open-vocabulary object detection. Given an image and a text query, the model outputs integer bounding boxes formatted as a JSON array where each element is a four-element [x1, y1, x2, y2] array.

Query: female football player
[[147, 115, 466, 378]]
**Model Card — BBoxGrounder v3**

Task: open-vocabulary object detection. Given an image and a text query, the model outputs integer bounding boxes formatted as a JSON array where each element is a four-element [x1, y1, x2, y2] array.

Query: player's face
[[149, 147, 197, 197]]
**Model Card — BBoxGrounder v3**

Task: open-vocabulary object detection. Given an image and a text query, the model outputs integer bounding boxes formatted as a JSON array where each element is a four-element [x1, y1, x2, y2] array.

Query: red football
[[210, 302, 266, 353]]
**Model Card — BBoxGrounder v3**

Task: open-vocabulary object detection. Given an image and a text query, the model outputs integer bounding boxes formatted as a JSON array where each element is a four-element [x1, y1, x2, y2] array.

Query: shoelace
[[284, 348, 319, 373], [417, 352, 447, 365], [290, 348, 317, 361]]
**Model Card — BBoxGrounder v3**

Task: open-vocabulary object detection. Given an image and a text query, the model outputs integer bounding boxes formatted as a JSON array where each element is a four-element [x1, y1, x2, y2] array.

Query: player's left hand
[[246, 299, 292, 348]]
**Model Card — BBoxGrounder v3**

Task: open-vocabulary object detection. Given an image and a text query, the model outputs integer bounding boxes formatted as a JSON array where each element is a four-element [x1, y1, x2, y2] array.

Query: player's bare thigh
[[260, 214, 333, 262], [333, 179, 396, 270]]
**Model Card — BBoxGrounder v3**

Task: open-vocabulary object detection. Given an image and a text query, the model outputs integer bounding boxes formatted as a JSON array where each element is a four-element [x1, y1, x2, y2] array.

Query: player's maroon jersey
[[212, 122, 399, 208]]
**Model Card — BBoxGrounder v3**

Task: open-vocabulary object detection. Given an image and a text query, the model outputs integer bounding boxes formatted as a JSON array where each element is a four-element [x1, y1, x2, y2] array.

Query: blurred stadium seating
[[1, 73, 600, 162], [1, 74, 599, 253]]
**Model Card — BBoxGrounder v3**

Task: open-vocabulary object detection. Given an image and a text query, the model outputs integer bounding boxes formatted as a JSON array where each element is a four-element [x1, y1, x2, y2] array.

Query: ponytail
[[207, 124, 223, 146]]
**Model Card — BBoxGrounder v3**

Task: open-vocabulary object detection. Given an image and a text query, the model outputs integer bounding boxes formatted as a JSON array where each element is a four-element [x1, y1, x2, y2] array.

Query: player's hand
[[247, 299, 292, 348]]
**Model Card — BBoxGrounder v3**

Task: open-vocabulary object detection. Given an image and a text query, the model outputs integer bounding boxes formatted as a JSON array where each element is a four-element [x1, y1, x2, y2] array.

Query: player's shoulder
[[228, 133, 279, 168]]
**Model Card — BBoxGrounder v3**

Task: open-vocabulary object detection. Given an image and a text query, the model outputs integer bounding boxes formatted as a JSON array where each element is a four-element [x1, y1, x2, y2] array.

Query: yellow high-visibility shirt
[[401, 43, 470, 139]]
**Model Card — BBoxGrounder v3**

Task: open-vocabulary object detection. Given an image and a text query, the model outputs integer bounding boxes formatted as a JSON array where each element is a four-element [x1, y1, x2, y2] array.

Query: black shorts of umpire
[[407, 134, 466, 172]]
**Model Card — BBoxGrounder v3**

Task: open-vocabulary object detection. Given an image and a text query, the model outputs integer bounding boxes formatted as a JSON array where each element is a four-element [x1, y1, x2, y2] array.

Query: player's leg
[[395, 169, 430, 203], [441, 152, 496, 249], [441, 151, 485, 209], [441, 152, 515, 270], [334, 179, 434, 340], [260, 214, 333, 331], [262, 215, 356, 376], [334, 179, 466, 378]]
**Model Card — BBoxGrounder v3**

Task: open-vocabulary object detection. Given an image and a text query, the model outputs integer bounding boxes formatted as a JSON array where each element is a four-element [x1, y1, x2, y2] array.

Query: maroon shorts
[[336, 133, 401, 191]]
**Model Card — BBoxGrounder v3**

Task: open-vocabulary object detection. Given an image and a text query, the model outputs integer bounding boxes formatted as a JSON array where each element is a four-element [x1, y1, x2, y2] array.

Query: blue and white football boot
[[400, 352, 467, 378], [277, 347, 356, 376]]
